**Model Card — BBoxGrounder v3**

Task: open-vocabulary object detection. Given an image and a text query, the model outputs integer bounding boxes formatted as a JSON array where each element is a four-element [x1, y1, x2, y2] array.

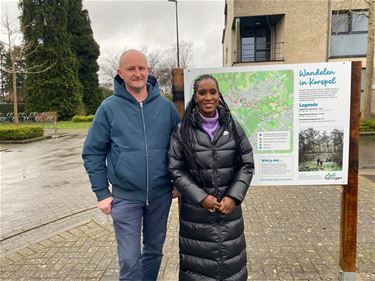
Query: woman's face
[[194, 79, 220, 118]]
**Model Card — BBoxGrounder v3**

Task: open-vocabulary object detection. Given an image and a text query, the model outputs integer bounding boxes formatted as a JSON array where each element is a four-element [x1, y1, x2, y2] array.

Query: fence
[[0, 111, 58, 132]]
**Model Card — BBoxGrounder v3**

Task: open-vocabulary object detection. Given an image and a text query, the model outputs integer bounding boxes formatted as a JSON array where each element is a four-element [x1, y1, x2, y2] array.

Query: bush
[[71, 115, 94, 122], [100, 86, 113, 99], [360, 119, 375, 132], [0, 125, 44, 140], [0, 103, 26, 115]]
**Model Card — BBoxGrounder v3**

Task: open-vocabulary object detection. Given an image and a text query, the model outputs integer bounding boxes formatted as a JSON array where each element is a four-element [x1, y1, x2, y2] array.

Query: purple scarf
[[199, 110, 219, 141]]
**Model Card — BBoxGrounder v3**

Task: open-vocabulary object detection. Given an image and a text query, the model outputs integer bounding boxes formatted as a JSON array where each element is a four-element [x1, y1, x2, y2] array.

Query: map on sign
[[211, 70, 294, 153]]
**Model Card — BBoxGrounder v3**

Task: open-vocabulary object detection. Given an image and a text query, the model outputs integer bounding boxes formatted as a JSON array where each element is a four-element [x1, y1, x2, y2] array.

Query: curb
[[360, 131, 375, 136], [0, 135, 52, 144]]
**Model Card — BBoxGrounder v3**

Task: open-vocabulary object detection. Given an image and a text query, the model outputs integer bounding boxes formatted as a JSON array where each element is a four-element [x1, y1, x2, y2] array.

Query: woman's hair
[[180, 74, 242, 184]]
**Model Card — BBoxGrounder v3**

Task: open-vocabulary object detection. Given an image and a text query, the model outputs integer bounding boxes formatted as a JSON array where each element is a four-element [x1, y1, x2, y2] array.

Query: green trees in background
[[67, 0, 101, 115], [20, 0, 82, 120], [19, 0, 101, 119]]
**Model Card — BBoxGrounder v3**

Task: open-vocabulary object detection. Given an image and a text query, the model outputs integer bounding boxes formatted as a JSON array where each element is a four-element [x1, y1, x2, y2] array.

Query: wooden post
[[339, 61, 361, 281], [171, 68, 184, 212], [171, 68, 185, 118]]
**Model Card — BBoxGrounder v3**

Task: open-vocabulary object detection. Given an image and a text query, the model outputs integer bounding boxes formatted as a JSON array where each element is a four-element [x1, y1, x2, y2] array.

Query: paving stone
[[5, 252, 24, 263], [0, 134, 374, 280], [291, 271, 322, 280], [248, 271, 267, 280]]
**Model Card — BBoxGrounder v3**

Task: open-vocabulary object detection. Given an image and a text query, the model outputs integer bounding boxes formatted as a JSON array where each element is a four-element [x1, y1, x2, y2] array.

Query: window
[[332, 11, 368, 34], [238, 15, 284, 63], [352, 11, 368, 31], [240, 17, 271, 62], [332, 13, 350, 33], [330, 10, 368, 57]]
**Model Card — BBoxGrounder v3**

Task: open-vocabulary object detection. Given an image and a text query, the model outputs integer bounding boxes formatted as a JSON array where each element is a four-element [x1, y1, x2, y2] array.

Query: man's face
[[118, 51, 149, 93]]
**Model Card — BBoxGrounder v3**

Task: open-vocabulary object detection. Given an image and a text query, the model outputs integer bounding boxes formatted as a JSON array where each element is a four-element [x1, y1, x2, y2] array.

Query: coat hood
[[113, 74, 160, 104]]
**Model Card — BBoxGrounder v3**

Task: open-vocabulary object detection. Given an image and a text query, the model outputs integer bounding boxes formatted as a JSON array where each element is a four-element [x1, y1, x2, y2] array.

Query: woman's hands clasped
[[217, 196, 235, 215], [201, 195, 221, 213], [201, 195, 236, 215]]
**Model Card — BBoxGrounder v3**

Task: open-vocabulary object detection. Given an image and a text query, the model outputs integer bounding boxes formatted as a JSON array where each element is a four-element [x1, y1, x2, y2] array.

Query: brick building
[[222, 0, 374, 113]]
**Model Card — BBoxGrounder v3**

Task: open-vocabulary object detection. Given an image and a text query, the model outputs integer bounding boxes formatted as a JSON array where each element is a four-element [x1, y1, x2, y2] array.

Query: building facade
[[222, 0, 374, 113]]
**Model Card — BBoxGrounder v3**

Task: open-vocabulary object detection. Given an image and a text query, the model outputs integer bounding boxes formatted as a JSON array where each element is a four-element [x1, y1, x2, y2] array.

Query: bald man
[[83, 49, 180, 281]]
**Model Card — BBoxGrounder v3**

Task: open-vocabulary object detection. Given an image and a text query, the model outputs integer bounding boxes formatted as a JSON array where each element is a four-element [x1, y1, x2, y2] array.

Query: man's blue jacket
[[82, 74, 180, 204]]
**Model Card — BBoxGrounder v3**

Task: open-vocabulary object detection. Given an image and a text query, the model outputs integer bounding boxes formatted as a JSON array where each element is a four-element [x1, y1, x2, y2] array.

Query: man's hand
[[218, 196, 236, 215], [172, 187, 181, 199], [98, 196, 113, 215], [201, 195, 221, 212]]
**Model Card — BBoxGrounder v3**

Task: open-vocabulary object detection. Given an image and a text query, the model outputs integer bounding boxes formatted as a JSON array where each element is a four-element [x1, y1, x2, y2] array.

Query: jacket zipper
[[206, 127, 223, 197], [140, 102, 149, 206], [217, 221, 223, 280], [206, 126, 225, 279], [202, 129, 223, 278], [213, 142, 223, 280]]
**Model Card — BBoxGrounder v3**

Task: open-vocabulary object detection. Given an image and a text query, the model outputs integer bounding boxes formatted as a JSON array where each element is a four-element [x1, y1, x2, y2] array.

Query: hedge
[[360, 119, 375, 132], [0, 125, 44, 140], [71, 115, 94, 122]]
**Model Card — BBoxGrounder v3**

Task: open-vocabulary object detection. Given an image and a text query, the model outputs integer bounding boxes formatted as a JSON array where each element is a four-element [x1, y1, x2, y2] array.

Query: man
[[82, 49, 180, 281]]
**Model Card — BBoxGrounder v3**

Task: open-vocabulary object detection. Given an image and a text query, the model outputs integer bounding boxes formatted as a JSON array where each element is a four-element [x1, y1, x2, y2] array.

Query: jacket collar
[[113, 74, 160, 104], [191, 105, 230, 128]]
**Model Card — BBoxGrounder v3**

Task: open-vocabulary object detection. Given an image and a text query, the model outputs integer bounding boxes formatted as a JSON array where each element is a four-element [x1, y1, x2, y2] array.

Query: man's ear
[[117, 69, 123, 78]]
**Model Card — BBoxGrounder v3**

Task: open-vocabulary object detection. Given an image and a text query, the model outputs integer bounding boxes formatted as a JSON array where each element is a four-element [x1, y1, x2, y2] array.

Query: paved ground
[[359, 134, 375, 169], [0, 130, 374, 280]]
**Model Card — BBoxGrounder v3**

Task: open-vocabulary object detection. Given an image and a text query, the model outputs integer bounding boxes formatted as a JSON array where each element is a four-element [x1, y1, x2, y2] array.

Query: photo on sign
[[298, 127, 344, 172]]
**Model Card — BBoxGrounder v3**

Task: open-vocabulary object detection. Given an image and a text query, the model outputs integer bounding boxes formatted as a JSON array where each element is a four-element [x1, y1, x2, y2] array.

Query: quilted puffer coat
[[168, 108, 254, 281]]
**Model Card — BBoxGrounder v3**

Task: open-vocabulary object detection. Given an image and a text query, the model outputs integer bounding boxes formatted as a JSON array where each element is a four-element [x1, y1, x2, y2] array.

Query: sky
[[0, 0, 225, 76]]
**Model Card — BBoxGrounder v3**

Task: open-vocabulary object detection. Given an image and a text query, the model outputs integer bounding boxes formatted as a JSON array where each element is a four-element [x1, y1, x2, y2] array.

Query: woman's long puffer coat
[[168, 109, 254, 281]]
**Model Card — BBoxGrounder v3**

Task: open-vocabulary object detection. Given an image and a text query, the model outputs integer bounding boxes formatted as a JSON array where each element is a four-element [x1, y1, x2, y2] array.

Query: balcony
[[236, 41, 284, 63]]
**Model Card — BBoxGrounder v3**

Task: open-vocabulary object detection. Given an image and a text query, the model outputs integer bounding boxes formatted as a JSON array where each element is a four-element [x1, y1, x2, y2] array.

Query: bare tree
[[99, 47, 163, 86], [98, 48, 125, 86], [155, 40, 194, 95], [0, 8, 55, 126], [98, 42, 194, 96], [166, 40, 193, 68], [141, 47, 163, 72]]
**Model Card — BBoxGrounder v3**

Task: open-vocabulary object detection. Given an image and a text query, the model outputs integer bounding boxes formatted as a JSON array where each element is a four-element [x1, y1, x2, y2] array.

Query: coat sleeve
[[168, 126, 208, 204], [82, 105, 112, 201], [225, 121, 254, 204]]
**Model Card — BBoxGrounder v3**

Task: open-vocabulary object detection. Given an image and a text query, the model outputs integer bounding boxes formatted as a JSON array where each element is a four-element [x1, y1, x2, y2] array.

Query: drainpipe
[[327, 0, 332, 62]]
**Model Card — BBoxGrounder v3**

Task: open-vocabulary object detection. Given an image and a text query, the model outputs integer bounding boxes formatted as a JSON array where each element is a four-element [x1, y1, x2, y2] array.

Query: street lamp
[[168, 0, 180, 68]]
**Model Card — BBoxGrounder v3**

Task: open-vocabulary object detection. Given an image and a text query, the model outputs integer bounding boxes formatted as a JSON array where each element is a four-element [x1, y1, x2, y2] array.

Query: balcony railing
[[237, 41, 284, 63]]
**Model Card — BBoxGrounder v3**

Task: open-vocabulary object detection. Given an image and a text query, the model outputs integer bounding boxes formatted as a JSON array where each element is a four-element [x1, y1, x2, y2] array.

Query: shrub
[[0, 103, 26, 115], [0, 125, 44, 140], [71, 115, 94, 122], [360, 119, 375, 132], [100, 86, 113, 99]]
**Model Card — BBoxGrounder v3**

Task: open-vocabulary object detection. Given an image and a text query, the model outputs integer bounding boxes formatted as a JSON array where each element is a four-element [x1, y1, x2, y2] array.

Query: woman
[[168, 74, 254, 281]]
